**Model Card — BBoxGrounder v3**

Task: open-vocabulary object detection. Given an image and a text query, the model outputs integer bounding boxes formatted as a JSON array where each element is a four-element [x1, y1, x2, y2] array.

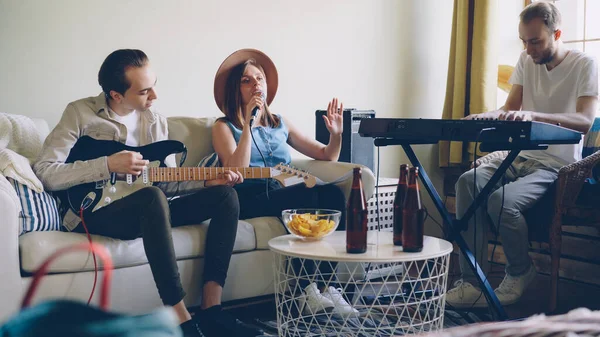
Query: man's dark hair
[[520, 1, 561, 33], [98, 49, 149, 100]]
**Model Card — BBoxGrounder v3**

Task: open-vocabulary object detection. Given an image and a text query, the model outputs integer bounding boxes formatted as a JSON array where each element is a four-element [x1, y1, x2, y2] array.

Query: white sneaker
[[495, 264, 537, 305], [299, 283, 334, 314], [322, 286, 360, 317], [445, 280, 487, 308]]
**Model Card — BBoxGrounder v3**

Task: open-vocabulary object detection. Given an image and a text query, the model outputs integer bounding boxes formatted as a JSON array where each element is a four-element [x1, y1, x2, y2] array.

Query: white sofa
[[0, 115, 375, 323]]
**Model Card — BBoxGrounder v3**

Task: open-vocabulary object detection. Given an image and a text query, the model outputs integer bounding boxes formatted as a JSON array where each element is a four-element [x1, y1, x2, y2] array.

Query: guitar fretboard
[[148, 167, 272, 182]]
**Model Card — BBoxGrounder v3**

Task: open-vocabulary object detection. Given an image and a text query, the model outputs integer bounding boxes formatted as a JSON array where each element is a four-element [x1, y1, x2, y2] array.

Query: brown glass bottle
[[346, 167, 368, 254], [402, 167, 425, 252], [393, 164, 409, 246]]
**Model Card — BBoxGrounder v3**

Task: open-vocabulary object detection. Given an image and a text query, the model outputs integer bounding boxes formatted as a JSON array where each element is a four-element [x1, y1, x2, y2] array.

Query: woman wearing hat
[[212, 49, 358, 317]]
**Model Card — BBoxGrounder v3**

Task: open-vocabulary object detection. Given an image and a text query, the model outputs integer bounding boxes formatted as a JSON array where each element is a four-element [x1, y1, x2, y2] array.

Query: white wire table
[[268, 231, 453, 337]]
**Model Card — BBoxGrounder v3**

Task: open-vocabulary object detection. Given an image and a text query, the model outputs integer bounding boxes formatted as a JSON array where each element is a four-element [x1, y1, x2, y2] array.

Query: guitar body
[[58, 136, 317, 214], [59, 136, 186, 213]]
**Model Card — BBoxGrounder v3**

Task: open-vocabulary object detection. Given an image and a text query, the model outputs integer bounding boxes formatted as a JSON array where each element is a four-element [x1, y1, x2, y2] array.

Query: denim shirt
[[225, 115, 292, 168]]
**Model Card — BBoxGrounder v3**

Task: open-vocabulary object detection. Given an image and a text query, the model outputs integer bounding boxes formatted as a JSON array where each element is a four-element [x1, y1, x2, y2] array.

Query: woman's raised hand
[[323, 98, 343, 136]]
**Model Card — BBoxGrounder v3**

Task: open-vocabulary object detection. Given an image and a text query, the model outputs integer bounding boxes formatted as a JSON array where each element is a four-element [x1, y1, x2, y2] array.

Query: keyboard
[[358, 118, 582, 150]]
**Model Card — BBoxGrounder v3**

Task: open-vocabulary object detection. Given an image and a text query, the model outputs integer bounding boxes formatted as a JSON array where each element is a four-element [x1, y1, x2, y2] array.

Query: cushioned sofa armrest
[[289, 159, 376, 201], [0, 174, 25, 320], [0, 174, 21, 214]]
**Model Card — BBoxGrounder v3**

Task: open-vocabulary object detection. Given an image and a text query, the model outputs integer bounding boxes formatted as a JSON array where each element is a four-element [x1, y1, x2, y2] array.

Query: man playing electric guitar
[[34, 49, 262, 337]]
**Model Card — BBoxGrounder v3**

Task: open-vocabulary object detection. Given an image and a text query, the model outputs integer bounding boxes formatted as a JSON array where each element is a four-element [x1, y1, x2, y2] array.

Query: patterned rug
[[244, 307, 491, 336], [225, 277, 493, 336]]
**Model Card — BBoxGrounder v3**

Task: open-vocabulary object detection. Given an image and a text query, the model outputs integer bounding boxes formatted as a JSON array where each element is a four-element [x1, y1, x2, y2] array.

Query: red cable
[[79, 208, 98, 306]]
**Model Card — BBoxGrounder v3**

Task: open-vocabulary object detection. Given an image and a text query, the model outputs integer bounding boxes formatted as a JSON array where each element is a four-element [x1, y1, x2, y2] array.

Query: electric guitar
[[58, 136, 317, 213]]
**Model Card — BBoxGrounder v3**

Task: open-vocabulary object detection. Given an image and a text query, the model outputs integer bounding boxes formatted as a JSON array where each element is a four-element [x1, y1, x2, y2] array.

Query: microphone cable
[[248, 93, 270, 199], [249, 117, 270, 200], [467, 127, 496, 309], [469, 175, 505, 310]]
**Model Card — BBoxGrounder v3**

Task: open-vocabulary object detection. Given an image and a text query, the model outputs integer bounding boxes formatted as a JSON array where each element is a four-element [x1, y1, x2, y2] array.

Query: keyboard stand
[[372, 139, 550, 321]]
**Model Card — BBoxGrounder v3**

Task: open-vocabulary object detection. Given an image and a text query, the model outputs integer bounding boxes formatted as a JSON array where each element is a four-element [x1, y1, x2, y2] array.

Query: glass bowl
[[281, 209, 341, 241]]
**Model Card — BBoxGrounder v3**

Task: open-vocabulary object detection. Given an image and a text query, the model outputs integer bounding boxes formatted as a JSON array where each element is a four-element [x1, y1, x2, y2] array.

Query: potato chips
[[287, 213, 336, 238]]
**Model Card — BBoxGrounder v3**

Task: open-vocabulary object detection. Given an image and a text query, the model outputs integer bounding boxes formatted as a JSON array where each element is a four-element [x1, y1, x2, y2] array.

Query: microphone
[[249, 91, 266, 127]]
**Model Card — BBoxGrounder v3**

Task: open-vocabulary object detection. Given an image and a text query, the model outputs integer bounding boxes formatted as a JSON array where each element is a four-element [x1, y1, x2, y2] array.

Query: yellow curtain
[[439, 0, 498, 167]]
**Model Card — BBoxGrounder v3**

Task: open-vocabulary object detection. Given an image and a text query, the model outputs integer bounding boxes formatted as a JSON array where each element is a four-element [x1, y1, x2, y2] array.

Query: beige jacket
[[34, 93, 204, 230]]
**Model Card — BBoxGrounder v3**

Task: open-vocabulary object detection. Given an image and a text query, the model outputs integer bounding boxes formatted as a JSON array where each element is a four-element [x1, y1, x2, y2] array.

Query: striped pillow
[[197, 152, 220, 167], [8, 178, 62, 235]]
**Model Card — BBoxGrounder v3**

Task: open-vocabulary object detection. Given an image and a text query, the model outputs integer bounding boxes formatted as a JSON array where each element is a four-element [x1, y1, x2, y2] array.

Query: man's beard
[[534, 49, 554, 65]]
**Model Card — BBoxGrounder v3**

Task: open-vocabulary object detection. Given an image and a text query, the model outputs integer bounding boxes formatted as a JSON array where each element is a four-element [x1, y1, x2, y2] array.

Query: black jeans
[[236, 181, 346, 229], [236, 181, 346, 289], [74, 185, 239, 306]]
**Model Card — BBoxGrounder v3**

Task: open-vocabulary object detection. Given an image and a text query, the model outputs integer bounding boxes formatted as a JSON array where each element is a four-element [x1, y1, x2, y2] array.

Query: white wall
[[0, 0, 457, 231]]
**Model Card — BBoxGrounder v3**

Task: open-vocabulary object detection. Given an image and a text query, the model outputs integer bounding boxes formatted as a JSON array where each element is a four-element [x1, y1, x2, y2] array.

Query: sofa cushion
[[167, 117, 217, 167], [19, 216, 288, 274], [19, 219, 258, 273], [244, 216, 287, 250]]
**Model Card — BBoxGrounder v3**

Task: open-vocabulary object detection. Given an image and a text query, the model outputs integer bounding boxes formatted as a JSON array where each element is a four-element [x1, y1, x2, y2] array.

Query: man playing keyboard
[[447, 1, 598, 308]]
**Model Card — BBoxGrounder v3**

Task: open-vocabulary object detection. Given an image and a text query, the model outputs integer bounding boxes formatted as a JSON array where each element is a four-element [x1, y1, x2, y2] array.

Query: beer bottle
[[402, 167, 425, 252], [346, 167, 368, 254], [393, 164, 409, 246]]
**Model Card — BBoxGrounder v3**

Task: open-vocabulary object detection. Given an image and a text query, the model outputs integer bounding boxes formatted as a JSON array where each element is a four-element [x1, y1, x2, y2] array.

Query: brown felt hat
[[214, 48, 278, 113]]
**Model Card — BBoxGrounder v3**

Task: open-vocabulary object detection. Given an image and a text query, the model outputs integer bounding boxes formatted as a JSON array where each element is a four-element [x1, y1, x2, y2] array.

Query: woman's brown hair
[[220, 59, 280, 129]]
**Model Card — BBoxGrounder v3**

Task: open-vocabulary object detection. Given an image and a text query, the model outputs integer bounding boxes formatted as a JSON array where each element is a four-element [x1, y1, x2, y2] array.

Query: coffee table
[[268, 231, 453, 336]]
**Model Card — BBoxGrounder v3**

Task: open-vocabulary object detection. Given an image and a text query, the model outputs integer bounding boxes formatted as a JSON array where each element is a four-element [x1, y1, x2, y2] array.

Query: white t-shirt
[[110, 110, 141, 147], [509, 49, 598, 168]]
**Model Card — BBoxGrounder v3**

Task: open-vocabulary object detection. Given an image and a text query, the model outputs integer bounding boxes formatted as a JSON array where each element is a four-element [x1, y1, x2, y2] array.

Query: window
[[548, 1, 600, 56], [532, 0, 600, 114]]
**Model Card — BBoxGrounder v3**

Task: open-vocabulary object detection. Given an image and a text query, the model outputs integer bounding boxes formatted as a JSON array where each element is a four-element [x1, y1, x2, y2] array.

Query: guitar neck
[[148, 167, 273, 182]]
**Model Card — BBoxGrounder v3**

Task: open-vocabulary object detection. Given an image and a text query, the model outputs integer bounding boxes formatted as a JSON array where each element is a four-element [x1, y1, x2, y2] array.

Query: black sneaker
[[196, 305, 264, 337], [180, 319, 205, 337]]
